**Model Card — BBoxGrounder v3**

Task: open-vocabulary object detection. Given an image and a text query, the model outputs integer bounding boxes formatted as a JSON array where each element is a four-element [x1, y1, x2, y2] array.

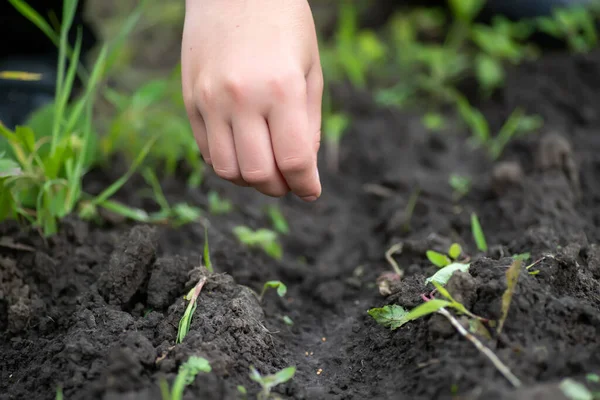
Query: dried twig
[[385, 242, 404, 276], [436, 307, 522, 388]]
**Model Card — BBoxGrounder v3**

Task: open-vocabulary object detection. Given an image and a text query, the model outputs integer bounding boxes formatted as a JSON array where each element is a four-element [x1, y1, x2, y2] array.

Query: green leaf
[[471, 213, 488, 252], [324, 113, 350, 144], [260, 280, 287, 300], [586, 374, 599, 383], [497, 259, 522, 335], [266, 204, 289, 235], [475, 53, 505, 92], [207, 191, 233, 215], [426, 250, 451, 268], [425, 262, 470, 286], [368, 300, 450, 330], [203, 226, 213, 273], [448, 243, 462, 260], [512, 252, 531, 262], [559, 378, 593, 400], [367, 305, 409, 330]]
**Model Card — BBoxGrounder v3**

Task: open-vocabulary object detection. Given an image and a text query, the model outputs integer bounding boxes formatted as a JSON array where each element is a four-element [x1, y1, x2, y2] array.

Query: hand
[[181, 0, 323, 201]]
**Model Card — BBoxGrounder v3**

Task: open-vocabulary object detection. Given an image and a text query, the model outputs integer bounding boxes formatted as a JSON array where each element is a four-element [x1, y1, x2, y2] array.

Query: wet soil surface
[[2, 48, 600, 400]]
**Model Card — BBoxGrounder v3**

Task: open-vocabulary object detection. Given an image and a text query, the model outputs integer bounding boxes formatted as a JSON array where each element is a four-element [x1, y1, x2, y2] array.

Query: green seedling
[[512, 252, 531, 262], [176, 277, 207, 344], [266, 204, 289, 235], [249, 365, 296, 400], [1, 0, 152, 235], [208, 191, 233, 215], [426, 242, 464, 268], [258, 281, 287, 302], [536, 6, 597, 53], [140, 168, 203, 226], [323, 112, 350, 173], [237, 385, 248, 396], [403, 186, 421, 232], [587, 373, 600, 383], [455, 95, 543, 160], [56, 386, 63, 400], [449, 173, 471, 200], [282, 315, 294, 326], [233, 226, 282, 260], [559, 378, 595, 400], [203, 226, 213, 273], [471, 212, 488, 252], [160, 356, 212, 400], [497, 259, 523, 335], [422, 112, 446, 132], [425, 262, 470, 286]]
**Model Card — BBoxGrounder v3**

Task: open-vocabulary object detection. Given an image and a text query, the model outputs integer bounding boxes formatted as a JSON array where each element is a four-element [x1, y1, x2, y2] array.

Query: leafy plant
[[258, 280, 287, 302], [0, 0, 152, 235], [425, 262, 470, 286], [426, 242, 464, 268], [471, 212, 488, 252], [266, 204, 289, 235], [536, 6, 598, 53], [449, 173, 471, 200], [249, 366, 296, 400], [233, 226, 282, 260], [207, 191, 232, 215], [176, 277, 207, 344], [160, 356, 212, 400]]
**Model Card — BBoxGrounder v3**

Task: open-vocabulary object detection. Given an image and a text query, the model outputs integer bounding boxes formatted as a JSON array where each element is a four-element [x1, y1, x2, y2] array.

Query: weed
[[536, 7, 598, 53], [207, 191, 233, 215], [449, 173, 471, 200], [233, 226, 282, 260], [471, 212, 488, 252], [266, 204, 289, 235], [160, 356, 211, 400], [176, 277, 207, 344], [426, 242, 464, 268], [497, 259, 523, 335], [203, 226, 213, 273], [249, 365, 296, 400], [258, 281, 287, 302]]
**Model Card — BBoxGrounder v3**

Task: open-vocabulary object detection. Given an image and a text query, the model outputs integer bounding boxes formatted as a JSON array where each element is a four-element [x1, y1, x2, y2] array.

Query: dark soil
[[2, 47, 600, 400]]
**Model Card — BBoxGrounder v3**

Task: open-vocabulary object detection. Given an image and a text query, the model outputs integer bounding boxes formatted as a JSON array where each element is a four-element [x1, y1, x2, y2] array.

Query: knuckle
[[268, 72, 306, 100], [278, 156, 313, 175], [223, 76, 248, 103], [240, 168, 271, 185], [213, 165, 240, 181], [194, 80, 214, 108]]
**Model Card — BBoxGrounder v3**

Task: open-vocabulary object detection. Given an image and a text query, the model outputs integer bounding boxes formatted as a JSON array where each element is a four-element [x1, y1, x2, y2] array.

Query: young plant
[[536, 6, 598, 53], [449, 173, 471, 200], [471, 212, 488, 252], [258, 280, 287, 302], [323, 111, 350, 173], [1, 0, 151, 235], [207, 191, 233, 215], [266, 204, 289, 235], [160, 356, 212, 400], [426, 242, 464, 268], [176, 277, 207, 344], [203, 226, 213, 273], [233, 226, 282, 260], [249, 365, 296, 400]]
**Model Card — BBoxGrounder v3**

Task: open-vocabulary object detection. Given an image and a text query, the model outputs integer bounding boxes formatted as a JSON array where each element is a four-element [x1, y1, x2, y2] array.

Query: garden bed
[[2, 5, 600, 400]]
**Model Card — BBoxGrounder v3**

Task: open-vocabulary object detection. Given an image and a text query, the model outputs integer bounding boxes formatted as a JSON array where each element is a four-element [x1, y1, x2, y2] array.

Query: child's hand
[[181, 0, 323, 201]]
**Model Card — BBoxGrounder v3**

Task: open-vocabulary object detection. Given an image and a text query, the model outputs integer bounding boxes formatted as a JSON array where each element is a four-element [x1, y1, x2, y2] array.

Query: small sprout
[[426, 250, 452, 268], [249, 366, 296, 400], [233, 226, 283, 260], [425, 262, 470, 286], [497, 259, 523, 335], [512, 252, 531, 262], [162, 356, 212, 400], [448, 243, 462, 260], [368, 300, 450, 330], [422, 112, 445, 132], [282, 315, 294, 326], [471, 213, 488, 252], [177, 277, 207, 344], [259, 280, 287, 302], [208, 191, 233, 214], [559, 378, 594, 400], [56, 386, 64, 400], [449, 174, 471, 200], [203, 226, 213, 273], [266, 204, 289, 235], [586, 374, 599, 383], [237, 385, 247, 395], [171, 203, 202, 227]]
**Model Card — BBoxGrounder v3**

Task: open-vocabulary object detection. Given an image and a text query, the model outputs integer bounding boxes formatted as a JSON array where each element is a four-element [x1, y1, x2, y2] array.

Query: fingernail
[[301, 195, 318, 202]]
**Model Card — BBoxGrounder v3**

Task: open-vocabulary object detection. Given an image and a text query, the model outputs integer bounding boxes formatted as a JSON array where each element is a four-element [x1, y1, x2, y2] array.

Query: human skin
[[181, 0, 323, 201]]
